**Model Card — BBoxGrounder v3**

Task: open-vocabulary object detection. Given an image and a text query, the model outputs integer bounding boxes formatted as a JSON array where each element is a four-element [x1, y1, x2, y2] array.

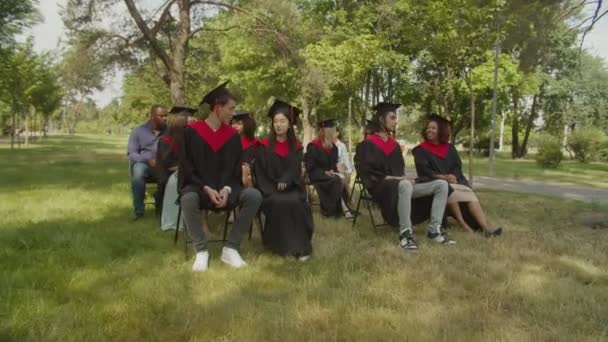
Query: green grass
[[1, 135, 608, 341], [405, 151, 608, 189]]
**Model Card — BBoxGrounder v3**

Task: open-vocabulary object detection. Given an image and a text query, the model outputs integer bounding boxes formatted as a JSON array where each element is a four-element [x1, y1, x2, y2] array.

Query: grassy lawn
[[405, 151, 608, 189], [1, 135, 608, 341]]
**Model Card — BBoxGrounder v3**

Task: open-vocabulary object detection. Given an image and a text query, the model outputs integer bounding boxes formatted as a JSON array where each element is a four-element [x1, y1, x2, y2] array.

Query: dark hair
[[240, 116, 257, 140], [149, 104, 167, 114], [212, 94, 237, 111], [269, 112, 297, 154], [160, 115, 187, 162], [371, 111, 393, 134], [422, 116, 451, 144]]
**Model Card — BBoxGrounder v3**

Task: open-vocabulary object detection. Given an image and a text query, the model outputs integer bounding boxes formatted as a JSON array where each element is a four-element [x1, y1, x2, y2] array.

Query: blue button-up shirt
[[127, 121, 163, 163]]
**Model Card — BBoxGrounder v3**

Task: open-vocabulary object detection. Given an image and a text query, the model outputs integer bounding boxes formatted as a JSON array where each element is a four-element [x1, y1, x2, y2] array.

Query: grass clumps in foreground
[[1, 135, 607, 341]]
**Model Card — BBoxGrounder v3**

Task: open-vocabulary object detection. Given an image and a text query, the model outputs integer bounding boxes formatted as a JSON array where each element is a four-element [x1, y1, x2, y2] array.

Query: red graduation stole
[[189, 120, 237, 152], [241, 137, 259, 151], [419, 140, 450, 159], [309, 139, 333, 154], [366, 134, 397, 156], [260, 138, 302, 158], [161, 136, 177, 153]]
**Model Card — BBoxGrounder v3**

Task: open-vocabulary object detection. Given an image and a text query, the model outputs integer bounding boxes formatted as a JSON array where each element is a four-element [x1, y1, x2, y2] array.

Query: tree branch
[[189, 0, 247, 14], [189, 25, 239, 39], [150, 0, 177, 36], [123, 0, 172, 71]]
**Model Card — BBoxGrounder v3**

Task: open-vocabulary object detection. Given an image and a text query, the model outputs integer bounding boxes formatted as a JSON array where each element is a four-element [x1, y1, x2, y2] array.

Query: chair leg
[[222, 209, 233, 243], [174, 206, 181, 245], [182, 216, 189, 259], [352, 189, 363, 228], [365, 198, 378, 232]]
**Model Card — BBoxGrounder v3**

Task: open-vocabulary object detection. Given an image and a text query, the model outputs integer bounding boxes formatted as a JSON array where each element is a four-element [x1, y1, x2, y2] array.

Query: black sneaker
[[399, 230, 418, 250], [132, 213, 144, 222], [427, 228, 456, 245]]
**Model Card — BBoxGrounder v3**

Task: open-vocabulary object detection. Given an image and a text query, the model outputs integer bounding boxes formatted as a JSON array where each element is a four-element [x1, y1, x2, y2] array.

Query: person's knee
[[131, 162, 148, 180], [243, 188, 262, 205], [181, 192, 199, 209], [433, 179, 449, 194], [398, 180, 413, 194]]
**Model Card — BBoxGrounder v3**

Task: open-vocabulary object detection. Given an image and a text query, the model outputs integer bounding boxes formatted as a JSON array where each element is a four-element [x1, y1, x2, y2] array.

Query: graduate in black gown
[[231, 111, 259, 188], [156, 106, 195, 229], [355, 103, 454, 250], [179, 81, 262, 271], [412, 114, 502, 236], [305, 119, 353, 218], [253, 100, 314, 260]]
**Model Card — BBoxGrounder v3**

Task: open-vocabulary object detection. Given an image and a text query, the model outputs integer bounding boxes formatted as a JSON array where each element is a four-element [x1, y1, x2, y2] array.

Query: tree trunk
[[11, 111, 15, 150], [499, 114, 505, 151], [300, 96, 314, 147], [25, 112, 29, 146], [169, 0, 191, 105], [468, 85, 475, 187], [511, 92, 520, 159], [519, 92, 540, 158]]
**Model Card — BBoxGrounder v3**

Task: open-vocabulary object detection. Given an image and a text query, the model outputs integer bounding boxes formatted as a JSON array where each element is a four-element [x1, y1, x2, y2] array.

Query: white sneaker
[[192, 251, 209, 272], [298, 255, 311, 262], [221, 247, 248, 268]]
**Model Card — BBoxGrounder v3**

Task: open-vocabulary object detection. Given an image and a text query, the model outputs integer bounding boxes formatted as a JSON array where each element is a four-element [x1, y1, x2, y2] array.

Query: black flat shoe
[[132, 214, 144, 222], [484, 227, 502, 238]]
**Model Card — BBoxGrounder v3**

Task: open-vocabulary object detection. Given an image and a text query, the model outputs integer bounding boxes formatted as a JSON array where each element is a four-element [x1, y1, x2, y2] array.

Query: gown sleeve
[[355, 142, 387, 191], [253, 145, 276, 196], [412, 146, 440, 182], [305, 145, 330, 182], [450, 146, 470, 187]]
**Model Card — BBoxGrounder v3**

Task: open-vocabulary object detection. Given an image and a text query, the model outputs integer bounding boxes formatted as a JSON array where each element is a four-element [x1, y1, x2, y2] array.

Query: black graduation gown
[[354, 135, 435, 228], [178, 121, 243, 210], [412, 143, 481, 230], [254, 138, 314, 256], [305, 140, 346, 217], [241, 137, 259, 165]]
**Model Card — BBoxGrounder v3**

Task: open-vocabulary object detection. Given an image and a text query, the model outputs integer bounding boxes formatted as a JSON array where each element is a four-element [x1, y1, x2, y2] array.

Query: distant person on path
[[157, 106, 196, 231], [355, 103, 454, 251], [179, 82, 262, 271], [127, 104, 168, 221], [412, 114, 502, 237]]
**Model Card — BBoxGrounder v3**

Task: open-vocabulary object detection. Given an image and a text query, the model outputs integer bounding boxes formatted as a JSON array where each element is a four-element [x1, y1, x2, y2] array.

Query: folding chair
[[350, 175, 391, 231], [174, 205, 236, 259], [128, 160, 160, 218]]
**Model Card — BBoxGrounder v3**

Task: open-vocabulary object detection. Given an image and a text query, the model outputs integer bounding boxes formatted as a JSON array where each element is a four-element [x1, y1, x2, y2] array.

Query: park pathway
[[473, 176, 608, 204]]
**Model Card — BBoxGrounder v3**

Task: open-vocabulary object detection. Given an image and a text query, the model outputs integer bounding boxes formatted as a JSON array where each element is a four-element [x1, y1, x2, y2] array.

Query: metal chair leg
[[352, 188, 363, 228], [174, 206, 181, 245]]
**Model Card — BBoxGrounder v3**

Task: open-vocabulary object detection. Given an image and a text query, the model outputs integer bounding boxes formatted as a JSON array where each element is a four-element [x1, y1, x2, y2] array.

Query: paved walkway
[[473, 176, 608, 204]]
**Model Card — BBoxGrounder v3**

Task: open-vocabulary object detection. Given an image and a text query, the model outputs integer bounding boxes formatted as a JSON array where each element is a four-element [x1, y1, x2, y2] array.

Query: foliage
[[567, 127, 607, 163], [535, 134, 563, 168]]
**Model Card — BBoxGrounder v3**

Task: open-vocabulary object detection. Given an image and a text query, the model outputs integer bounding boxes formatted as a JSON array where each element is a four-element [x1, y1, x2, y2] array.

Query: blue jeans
[[131, 162, 152, 215]]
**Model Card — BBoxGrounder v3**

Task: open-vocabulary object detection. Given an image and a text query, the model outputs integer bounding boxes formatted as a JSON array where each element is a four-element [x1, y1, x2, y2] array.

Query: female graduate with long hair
[[412, 114, 502, 236], [157, 106, 194, 230], [355, 103, 454, 250], [254, 100, 314, 260], [305, 119, 353, 218], [231, 112, 259, 188]]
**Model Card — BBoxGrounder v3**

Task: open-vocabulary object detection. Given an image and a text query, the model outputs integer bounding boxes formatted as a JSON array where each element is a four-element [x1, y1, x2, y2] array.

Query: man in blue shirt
[[127, 104, 168, 220]]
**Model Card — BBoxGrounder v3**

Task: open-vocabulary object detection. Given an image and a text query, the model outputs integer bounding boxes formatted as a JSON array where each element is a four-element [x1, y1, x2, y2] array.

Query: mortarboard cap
[[199, 81, 231, 107], [318, 118, 336, 128], [169, 106, 197, 116], [267, 99, 301, 123], [371, 102, 401, 117]]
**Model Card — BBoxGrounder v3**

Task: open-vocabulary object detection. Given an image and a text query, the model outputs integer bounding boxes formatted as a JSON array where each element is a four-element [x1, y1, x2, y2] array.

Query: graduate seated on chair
[[178, 81, 262, 272], [253, 100, 314, 261], [157, 106, 199, 231], [127, 104, 168, 221], [412, 114, 502, 237], [305, 119, 354, 219], [231, 112, 259, 188], [355, 103, 455, 251]]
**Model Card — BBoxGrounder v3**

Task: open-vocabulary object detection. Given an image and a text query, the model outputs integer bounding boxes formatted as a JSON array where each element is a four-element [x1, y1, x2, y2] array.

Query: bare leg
[[448, 202, 475, 233], [466, 201, 493, 232]]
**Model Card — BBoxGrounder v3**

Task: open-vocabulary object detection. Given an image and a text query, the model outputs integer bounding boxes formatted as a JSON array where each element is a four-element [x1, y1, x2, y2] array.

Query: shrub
[[536, 135, 563, 168], [567, 128, 606, 163]]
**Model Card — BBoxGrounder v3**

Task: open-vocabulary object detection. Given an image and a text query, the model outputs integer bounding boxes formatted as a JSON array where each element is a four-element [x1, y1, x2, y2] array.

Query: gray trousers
[[181, 188, 262, 252], [397, 179, 449, 234]]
